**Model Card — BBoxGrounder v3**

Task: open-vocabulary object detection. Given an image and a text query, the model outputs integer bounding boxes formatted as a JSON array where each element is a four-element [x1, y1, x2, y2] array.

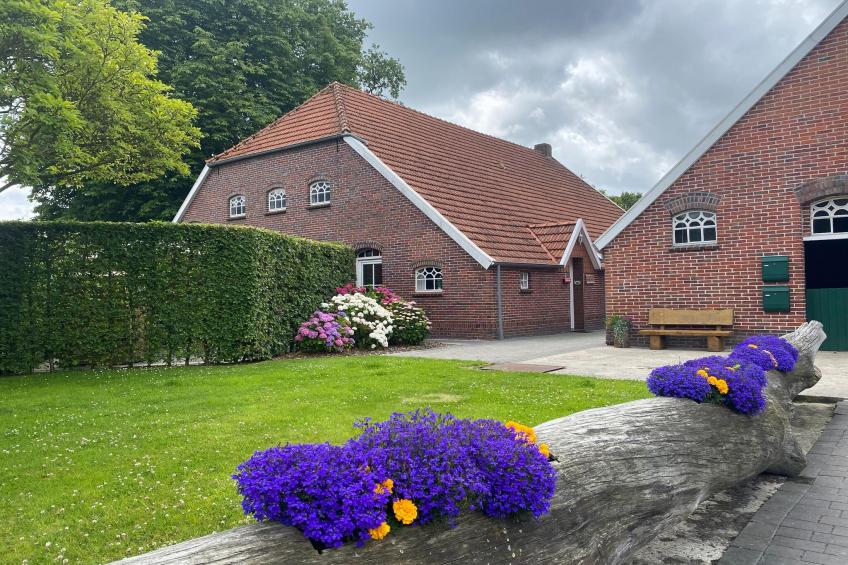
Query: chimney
[[534, 143, 552, 158]]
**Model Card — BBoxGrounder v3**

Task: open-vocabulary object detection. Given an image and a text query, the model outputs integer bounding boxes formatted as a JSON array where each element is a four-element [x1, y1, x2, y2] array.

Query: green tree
[[610, 191, 642, 210], [37, 0, 406, 222], [0, 0, 200, 195]]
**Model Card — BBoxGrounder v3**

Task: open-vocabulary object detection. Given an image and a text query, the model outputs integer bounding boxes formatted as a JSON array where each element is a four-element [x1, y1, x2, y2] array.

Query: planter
[[613, 334, 630, 348]]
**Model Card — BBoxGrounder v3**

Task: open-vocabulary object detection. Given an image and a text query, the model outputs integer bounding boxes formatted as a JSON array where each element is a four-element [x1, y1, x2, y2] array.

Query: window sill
[[669, 243, 720, 253], [308, 202, 331, 210], [520, 289, 532, 294], [414, 290, 443, 297], [265, 208, 287, 216], [227, 215, 246, 221]]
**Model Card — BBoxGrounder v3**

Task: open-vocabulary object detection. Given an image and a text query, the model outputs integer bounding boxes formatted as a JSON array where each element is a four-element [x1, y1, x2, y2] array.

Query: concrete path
[[718, 401, 848, 565], [398, 332, 848, 399]]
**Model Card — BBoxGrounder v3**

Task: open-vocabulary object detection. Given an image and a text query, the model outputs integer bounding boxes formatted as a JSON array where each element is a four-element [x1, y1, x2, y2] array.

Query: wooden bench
[[639, 309, 734, 352]]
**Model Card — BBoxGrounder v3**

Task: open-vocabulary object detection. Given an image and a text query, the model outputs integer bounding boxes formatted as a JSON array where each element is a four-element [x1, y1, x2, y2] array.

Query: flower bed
[[233, 410, 557, 550], [294, 285, 431, 352], [646, 335, 797, 416]]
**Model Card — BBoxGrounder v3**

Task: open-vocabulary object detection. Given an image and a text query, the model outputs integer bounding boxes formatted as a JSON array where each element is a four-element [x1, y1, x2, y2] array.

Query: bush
[[234, 410, 557, 549], [0, 221, 353, 373], [325, 292, 394, 348], [294, 311, 355, 352], [388, 300, 430, 345]]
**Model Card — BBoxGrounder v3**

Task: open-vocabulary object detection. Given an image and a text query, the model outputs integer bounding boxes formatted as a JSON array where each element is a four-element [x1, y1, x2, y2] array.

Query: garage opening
[[805, 238, 848, 350]]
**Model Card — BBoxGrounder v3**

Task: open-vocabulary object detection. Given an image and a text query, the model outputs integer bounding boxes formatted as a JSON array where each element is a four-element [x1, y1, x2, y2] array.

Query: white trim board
[[595, 0, 848, 250], [804, 233, 848, 242], [560, 218, 603, 270], [344, 136, 495, 269], [172, 165, 210, 223]]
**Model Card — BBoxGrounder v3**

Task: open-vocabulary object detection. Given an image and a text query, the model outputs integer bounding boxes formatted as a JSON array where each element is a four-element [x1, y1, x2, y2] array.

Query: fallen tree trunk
[[118, 322, 827, 565]]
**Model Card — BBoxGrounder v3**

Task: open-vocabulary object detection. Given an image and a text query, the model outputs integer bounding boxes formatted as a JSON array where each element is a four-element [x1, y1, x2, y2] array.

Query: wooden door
[[805, 239, 848, 351], [572, 258, 585, 331]]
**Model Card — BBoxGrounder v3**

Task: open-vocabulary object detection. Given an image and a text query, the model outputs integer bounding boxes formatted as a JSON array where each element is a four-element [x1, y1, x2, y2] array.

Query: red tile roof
[[210, 83, 624, 264]]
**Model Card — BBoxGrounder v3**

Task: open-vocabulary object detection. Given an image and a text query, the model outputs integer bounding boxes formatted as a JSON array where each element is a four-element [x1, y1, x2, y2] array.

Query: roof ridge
[[331, 82, 351, 133], [528, 220, 577, 229], [209, 84, 341, 162]]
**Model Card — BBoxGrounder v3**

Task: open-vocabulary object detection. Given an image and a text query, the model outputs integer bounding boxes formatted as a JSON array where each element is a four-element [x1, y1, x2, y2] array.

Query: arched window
[[229, 195, 246, 218], [415, 266, 443, 292], [811, 198, 848, 235], [673, 211, 716, 245], [267, 188, 286, 212], [356, 249, 382, 287], [309, 180, 331, 205]]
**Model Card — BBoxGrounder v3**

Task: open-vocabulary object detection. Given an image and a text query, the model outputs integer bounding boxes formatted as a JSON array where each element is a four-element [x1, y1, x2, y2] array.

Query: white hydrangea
[[329, 293, 393, 348]]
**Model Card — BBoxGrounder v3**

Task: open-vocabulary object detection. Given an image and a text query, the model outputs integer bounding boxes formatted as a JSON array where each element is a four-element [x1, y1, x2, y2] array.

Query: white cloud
[[0, 186, 35, 221]]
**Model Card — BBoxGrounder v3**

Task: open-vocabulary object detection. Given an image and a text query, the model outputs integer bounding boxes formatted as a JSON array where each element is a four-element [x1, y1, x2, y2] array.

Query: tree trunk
[[117, 322, 827, 565]]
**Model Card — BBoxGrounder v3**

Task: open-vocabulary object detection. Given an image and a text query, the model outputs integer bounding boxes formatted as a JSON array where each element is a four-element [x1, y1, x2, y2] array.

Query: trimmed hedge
[[0, 221, 354, 374]]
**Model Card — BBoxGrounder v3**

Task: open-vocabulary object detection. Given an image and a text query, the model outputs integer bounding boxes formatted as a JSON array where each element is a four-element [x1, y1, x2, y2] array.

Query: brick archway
[[794, 175, 848, 204], [662, 192, 721, 216]]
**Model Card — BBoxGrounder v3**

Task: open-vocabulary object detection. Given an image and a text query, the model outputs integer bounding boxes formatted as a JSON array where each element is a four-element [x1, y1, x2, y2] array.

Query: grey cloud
[[350, 0, 842, 193]]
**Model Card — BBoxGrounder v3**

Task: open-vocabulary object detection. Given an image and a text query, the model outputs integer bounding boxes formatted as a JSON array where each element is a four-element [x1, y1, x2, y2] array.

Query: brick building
[[174, 83, 623, 338], [597, 2, 848, 351]]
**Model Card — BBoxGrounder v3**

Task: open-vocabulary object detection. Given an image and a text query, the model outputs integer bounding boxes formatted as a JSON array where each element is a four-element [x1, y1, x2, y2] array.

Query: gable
[[596, 1, 848, 249]]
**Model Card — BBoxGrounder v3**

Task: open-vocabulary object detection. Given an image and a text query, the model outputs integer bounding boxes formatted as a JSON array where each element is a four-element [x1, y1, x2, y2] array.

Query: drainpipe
[[496, 264, 504, 340]]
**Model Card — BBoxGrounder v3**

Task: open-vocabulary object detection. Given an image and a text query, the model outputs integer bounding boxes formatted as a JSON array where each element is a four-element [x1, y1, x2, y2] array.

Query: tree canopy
[[35, 0, 406, 221], [0, 0, 200, 195]]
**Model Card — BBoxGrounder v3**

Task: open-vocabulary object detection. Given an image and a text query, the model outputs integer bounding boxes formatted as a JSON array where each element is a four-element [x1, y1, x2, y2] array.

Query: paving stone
[[781, 518, 834, 534], [776, 525, 814, 540], [731, 536, 770, 552], [764, 543, 805, 558], [771, 535, 827, 552], [823, 542, 848, 556], [740, 521, 780, 540], [820, 515, 848, 528], [802, 550, 848, 564], [812, 530, 848, 547]]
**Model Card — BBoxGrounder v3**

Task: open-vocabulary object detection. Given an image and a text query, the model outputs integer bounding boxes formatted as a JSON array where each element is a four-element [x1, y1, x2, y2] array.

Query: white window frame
[[810, 197, 848, 235], [519, 272, 530, 290], [309, 180, 331, 206], [229, 195, 246, 218], [267, 188, 286, 212], [672, 210, 717, 246], [415, 266, 443, 293], [356, 249, 382, 287]]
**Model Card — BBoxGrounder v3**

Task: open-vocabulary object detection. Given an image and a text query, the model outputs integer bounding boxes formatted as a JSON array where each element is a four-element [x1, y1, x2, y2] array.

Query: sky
[[0, 0, 842, 220]]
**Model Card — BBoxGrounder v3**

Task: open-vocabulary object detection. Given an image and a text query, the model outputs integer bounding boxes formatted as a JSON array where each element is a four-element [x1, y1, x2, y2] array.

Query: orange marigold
[[539, 443, 551, 459], [696, 369, 709, 379], [505, 420, 537, 444], [393, 498, 418, 525], [716, 379, 729, 395], [368, 521, 390, 540]]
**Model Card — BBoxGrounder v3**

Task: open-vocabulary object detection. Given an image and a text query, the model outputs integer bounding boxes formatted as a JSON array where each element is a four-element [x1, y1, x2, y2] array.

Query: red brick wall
[[604, 18, 848, 345], [182, 138, 601, 338]]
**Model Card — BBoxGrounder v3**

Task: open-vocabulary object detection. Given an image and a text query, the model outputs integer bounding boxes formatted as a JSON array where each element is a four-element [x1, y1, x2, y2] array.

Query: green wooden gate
[[807, 288, 848, 351]]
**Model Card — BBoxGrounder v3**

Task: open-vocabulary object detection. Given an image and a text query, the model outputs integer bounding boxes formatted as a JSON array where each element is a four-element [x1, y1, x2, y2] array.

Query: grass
[[0, 356, 649, 564]]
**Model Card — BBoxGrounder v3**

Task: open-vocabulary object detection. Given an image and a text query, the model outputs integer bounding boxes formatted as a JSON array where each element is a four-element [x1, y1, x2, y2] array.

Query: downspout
[[496, 264, 504, 340]]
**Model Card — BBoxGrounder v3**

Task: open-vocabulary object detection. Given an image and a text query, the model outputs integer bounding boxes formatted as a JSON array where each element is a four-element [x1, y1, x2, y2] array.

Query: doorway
[[571, 258, 585, 331], [356, 249, 382, 287], [805, 238, 848, 351]]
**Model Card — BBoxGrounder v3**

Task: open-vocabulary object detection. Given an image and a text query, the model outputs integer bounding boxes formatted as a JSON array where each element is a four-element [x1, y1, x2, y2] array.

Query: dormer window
[[229, 195, 246, 218], [673, 211, 716, 246], [811, 198, 848, 234], [268, 188, 286, 212], [309, 180, 331, 206]]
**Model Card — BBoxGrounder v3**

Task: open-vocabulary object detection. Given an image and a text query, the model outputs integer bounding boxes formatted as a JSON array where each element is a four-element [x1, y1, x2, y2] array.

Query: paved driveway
[[395, 332, 848, 398]]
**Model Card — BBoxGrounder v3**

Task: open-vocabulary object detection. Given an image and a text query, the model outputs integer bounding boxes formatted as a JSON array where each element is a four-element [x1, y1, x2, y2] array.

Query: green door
[[806, 288, 848, 351]]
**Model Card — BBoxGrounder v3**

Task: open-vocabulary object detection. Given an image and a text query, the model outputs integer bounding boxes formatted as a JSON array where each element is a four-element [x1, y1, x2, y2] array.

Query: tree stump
[[117, 322, 827, 565]]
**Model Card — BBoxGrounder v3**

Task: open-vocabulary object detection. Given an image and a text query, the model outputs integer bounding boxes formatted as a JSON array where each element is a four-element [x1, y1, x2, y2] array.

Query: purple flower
[[731, 336, 798, 372]]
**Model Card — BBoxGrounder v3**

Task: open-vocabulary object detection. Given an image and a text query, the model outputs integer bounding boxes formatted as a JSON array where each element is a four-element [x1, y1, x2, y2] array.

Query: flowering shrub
[[388, 300, 431, 345], [326, 293, 394, 348], [336, 283, 401, 305], [294, 310, 355, 352], [731, 336, 798, 372], [234, 410, 557, 550]]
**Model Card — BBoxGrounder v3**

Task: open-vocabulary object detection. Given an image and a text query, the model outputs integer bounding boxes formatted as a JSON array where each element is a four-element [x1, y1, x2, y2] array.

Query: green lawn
[[0, 356, 649, 564]]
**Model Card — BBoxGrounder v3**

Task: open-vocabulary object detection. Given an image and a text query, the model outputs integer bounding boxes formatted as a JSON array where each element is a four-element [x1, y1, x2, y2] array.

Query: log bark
[[117, 322, 827, 565]]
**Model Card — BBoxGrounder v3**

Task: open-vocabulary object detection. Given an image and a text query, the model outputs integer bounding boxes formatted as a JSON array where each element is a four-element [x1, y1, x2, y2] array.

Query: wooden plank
[[647, 308, 734, 326], [639, 330, 733, 337]]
